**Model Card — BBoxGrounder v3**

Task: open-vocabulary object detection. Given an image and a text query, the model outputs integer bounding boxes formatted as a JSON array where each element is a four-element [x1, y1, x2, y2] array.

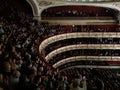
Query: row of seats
[[49, 49, 120, 64], [63, 68, 120, 90], [41, 6, 117, 17], [40, 24, 120, 56], [51, 25, 120, 32], [44, 38, 120, 56]]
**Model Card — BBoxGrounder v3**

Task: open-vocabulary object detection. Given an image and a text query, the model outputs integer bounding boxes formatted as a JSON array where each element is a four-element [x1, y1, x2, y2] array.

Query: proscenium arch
[[27, 0, 39, 19], [40, 3, 120, 19]]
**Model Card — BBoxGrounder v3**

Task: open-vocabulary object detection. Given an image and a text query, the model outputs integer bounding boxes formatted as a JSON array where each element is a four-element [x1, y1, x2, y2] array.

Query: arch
[[27, 0, 39, 18]]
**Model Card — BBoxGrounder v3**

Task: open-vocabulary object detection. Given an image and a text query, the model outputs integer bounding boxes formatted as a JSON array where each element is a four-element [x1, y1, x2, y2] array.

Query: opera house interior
[[0, 0, 120, 90]]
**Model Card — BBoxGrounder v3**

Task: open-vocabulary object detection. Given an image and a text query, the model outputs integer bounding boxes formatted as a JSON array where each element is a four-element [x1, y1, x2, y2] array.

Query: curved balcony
[[45, 44, 120, 61], [41, 5, 118, 18], [39, 32, 120, 53], [44, 38, 120, 56], [58, 63, 120, 71], [53, 56, 120, 68]]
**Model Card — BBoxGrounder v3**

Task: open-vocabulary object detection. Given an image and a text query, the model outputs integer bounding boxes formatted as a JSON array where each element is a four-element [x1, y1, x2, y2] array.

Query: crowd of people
[[44, 37, 120, 56], [41, 6, 116, 18], [0, 1, 59, 90], [40, 24, 120, 56], [48, 49, 120, 65], [63, 68, 120, 90], [0, 1, 89, 90], [0, 0, 120, 90], [50, 25, 120, 33]]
